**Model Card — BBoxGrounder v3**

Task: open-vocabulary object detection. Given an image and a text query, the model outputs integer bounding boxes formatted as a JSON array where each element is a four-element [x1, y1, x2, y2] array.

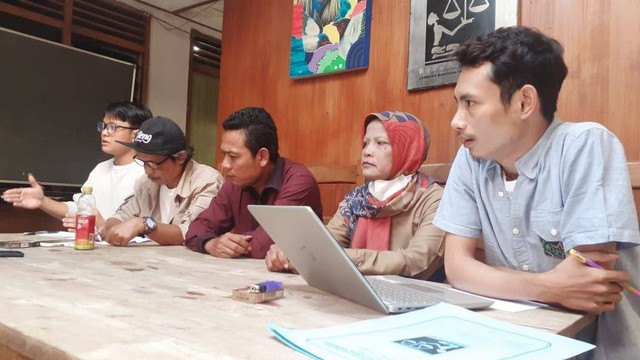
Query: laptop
[[248, 205, 493, 314]]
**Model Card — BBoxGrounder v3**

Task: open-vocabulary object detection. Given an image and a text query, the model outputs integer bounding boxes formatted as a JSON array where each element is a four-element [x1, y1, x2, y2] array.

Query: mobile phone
[[0, 250, 25, 257]]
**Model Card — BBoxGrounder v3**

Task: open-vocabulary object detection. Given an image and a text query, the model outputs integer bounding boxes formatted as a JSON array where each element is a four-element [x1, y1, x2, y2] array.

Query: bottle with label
[[75, 186, 96, 250]]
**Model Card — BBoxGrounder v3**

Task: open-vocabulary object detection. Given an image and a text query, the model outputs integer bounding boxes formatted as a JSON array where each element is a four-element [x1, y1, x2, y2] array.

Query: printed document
[[269, 302, 594, 359]]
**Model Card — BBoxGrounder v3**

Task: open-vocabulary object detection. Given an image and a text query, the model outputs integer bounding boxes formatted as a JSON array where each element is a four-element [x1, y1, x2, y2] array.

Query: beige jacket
[[326, 183, 445, 280], [111, 160, 224, 237]]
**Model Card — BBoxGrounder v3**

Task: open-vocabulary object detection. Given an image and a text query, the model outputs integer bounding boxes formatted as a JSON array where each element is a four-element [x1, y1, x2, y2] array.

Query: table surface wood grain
[[0, 236, 593, 359]]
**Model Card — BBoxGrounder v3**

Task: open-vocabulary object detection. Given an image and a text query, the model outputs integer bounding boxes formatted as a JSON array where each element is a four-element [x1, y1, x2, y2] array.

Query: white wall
[[116, 0, 222, 130], [147, 20, 190, 128]]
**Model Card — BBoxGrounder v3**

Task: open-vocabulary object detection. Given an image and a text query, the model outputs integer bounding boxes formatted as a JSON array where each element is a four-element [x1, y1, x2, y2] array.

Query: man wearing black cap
[[101, 116, 224, 246]]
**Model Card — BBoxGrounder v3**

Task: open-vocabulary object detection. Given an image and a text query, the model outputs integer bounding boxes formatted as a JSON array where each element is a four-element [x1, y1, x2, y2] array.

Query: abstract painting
[[290, 0, 372, 79], [407, 0, 518, 90]]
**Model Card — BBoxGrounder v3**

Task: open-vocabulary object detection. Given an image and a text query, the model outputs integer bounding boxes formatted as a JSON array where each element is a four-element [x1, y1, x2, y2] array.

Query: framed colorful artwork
[[290, 0, 372, 79], [407, 0, 518, 90]]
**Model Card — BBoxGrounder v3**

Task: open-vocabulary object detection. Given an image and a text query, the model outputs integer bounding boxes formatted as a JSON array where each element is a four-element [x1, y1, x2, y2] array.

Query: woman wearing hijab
[[266, 111, 445, 280]]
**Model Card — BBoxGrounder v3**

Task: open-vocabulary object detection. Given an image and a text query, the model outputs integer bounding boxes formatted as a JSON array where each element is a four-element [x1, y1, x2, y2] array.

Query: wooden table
[[0, 239, 593, 359]]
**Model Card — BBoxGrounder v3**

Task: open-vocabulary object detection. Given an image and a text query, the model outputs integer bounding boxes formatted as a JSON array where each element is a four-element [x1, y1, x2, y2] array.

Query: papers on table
[[0, 231, 75, 248], [269, 302, 594, 360], [28, 232, 151, 247], [32, 231, 75, 247], [448, 288, 547, 312], [27, 231, 75, 239], [128, 236, 151, 244], [94, 236, 151, 245], [40, 241, 75, 248], [488, 298, 548, 312]]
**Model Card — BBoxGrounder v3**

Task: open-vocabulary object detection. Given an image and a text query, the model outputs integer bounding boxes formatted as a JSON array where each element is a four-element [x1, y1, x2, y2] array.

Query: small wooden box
[[232, 288, 284, 304]]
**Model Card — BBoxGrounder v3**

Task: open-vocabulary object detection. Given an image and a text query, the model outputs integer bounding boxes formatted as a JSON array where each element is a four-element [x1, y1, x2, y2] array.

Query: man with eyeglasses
[[2, 101, 150, 229], [101, 116, 224, 246]]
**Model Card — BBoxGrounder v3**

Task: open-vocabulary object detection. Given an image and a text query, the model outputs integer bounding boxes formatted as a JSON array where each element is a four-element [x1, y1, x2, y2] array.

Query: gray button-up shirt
[[435, 118, 640, 360], [434, 118, 639, 273]]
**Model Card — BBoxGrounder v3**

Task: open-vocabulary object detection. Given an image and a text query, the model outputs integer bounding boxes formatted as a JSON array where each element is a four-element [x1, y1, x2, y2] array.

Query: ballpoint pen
[[568, 248, 640, 296]]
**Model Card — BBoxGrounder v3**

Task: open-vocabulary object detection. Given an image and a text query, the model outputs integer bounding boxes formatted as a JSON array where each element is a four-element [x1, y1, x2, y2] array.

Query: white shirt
[[503, 172, 517, 192], [67, 159, 144, 218], [159, 185, 177, 223]]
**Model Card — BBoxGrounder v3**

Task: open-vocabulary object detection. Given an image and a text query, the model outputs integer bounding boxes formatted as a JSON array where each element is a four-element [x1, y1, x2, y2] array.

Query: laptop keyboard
[[367, 277, 440, 306]]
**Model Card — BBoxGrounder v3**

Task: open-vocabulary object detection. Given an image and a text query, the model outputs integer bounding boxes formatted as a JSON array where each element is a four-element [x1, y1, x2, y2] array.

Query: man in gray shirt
[[433, 26, 640, 359]]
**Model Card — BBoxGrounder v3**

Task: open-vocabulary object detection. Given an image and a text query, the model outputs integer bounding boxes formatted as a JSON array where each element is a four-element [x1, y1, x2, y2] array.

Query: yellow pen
[[569, 249, 640, 297]]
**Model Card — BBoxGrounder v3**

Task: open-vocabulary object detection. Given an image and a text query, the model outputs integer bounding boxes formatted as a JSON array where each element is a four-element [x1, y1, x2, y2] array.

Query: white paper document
[[32, 232, 75, 247], [33, 232, 151, 247], [268, 303, 594, 359], [31, 231, 75, 239], [94, 236, 151, 245], [448, 288, 547, 312]]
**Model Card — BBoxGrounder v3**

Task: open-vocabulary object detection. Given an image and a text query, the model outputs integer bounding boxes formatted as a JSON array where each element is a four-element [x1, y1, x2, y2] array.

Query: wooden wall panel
[[0, 203, 65, 233], [218, 0, 640, 216], [521, 0, 640, 159]]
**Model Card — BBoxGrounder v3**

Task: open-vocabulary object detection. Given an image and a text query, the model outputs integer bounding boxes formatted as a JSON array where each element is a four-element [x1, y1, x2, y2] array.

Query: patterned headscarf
[[341, 111, 432, 250], [364, 111, 428, 177]]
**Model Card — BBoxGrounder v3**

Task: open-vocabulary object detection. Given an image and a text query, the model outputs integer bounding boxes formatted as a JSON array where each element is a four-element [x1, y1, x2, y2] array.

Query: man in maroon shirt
[[185, 107, 322, 259]]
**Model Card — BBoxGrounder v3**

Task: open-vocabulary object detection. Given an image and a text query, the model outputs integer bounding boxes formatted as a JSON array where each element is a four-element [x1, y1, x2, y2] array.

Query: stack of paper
[[269, 303, 594, 359]]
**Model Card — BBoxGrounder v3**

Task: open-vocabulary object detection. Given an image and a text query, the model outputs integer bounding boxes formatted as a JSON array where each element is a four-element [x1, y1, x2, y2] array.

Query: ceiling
[[119, 0, 224, 36]]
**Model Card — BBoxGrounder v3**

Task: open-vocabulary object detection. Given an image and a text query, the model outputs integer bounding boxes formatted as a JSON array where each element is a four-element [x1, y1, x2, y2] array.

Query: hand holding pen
[[545, 249, 629, 313], [569, 249, 640, 297]]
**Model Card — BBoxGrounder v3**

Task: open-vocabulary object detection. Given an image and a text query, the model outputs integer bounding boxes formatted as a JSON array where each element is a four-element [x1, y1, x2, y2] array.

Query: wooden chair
[[308, 165, 361, 185], [628, 162, 640, 221], [308, 165, 362, 223], [419, 163, 452, 185], [419, 163, 481, 259], [628, 162, 640, 189]]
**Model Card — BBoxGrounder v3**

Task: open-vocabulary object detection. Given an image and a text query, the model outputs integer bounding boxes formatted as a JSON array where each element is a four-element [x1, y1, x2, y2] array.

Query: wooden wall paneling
[[521, 0, 640, 162], [219, 0, 640, 212], [523, 1, 610, 134], [631, 162, 640, 220], [0, 204, 65, 233], [307, 164, 361, 221], [219, 1, 462, 210], [608, 1, 640, 160], [224, 0, 462, 164]]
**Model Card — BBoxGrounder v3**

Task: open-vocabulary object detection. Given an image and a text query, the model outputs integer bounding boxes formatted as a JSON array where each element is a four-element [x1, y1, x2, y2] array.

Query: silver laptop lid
[[248, 205, 389, 313], [248, 205, 493, 313]]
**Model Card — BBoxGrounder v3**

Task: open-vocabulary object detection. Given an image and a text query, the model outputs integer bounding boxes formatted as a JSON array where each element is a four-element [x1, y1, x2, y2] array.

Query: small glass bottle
[[74, 186, 96, 250]]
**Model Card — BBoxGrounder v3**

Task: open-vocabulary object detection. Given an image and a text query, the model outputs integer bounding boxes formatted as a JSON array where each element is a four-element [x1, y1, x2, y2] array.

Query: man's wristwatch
[[142, 216, 157, 235]]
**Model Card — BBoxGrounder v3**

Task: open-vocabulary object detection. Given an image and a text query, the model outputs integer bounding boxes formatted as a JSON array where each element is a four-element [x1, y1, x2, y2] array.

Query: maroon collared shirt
[[185, 157, 322, 258]]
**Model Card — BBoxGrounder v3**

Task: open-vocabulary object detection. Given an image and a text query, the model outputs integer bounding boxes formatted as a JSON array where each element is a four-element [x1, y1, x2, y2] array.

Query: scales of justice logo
[[426, 0, 492, 64]]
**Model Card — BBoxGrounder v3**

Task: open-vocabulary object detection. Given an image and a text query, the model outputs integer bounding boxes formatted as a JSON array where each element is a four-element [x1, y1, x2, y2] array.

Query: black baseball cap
[[116, 116, 187, 155]]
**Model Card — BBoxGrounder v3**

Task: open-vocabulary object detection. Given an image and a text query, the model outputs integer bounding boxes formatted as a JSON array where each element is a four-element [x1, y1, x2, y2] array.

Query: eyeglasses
[[133, 155, 172, 170], [97, 121, 137, 134]]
